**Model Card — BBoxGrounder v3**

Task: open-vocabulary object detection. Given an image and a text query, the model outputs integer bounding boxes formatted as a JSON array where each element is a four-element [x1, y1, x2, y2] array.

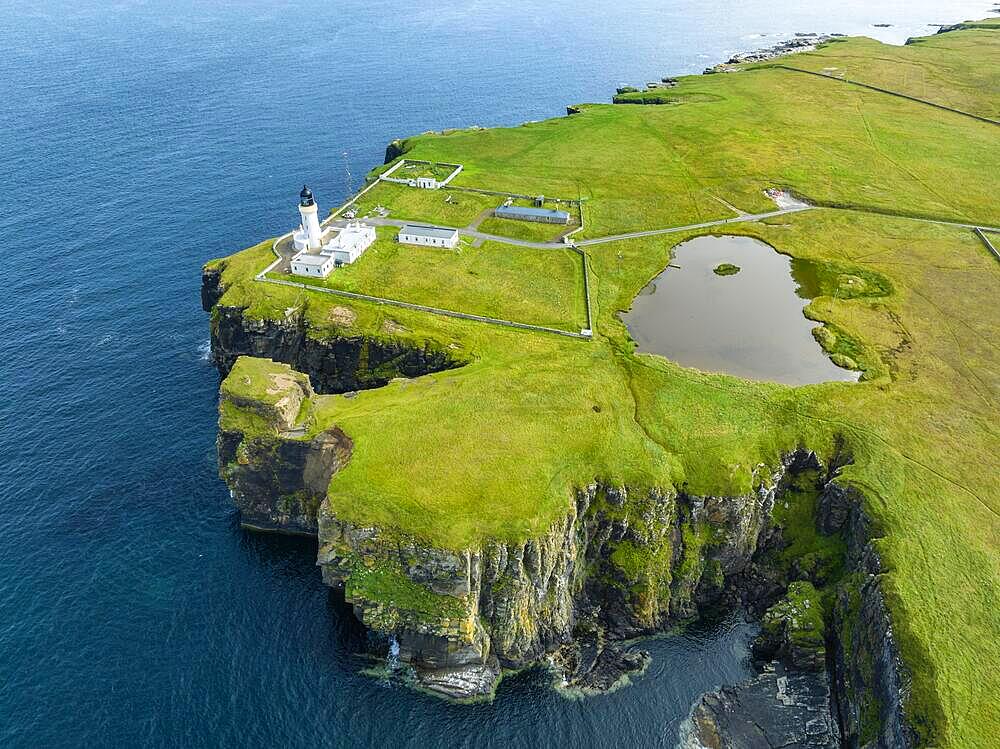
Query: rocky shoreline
[[706, 33, 838, 73]]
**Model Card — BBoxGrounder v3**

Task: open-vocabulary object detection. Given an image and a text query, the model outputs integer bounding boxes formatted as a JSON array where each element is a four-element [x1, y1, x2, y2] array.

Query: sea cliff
[[204, 260, 918, 744]]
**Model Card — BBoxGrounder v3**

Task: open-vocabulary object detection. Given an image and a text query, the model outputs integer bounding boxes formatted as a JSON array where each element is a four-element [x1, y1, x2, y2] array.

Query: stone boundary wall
[[974, 227, 1000, 264], [255, 257, 592, 340], [774, 64, 1000, 126]]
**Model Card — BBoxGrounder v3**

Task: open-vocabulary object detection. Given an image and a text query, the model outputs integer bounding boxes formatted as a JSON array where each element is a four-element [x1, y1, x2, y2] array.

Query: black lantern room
[[299, 185, 315, 207]]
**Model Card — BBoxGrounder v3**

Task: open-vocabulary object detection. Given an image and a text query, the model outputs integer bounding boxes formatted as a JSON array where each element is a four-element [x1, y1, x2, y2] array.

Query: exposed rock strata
[[680, 661, 840, 748], [314, 478, 782, 699], [820, 482, 920, 749], [202, 267, 464, 393], [204, 278, 921, 739]]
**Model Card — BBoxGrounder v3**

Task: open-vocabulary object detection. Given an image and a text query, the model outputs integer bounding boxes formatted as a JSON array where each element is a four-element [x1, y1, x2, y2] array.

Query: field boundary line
[[773, 64, 1000, 126], [974, 227, 1000, 264], [255, 240, 591, 340]]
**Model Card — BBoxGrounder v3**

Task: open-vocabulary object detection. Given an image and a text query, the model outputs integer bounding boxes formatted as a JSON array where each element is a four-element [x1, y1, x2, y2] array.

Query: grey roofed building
[[293, 253, 329, 266], [399, 224, 460, 240], [398, 223, 460, 249], [494, 205, 571, 224]]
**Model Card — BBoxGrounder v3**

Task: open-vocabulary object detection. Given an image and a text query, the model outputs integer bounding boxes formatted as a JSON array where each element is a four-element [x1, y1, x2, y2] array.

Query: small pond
[[622, 235, 859, 385]]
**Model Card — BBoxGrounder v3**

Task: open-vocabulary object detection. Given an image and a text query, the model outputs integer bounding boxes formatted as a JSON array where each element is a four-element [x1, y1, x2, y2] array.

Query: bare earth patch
[[382, 318, 408, 334], [329, 306, 358, 327]]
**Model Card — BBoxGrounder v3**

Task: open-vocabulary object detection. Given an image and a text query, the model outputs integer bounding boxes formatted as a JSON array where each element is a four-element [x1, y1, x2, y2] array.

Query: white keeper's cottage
[[290, 186, 376, 278], [397, 224, 460, 249]]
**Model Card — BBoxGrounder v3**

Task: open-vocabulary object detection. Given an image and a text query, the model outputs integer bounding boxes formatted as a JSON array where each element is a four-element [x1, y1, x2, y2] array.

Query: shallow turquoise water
[[0, 1, 990, 746]]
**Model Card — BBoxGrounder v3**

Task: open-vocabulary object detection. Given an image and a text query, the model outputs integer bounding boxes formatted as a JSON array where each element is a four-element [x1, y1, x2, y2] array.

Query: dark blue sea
[[0, 1, 989, 746]]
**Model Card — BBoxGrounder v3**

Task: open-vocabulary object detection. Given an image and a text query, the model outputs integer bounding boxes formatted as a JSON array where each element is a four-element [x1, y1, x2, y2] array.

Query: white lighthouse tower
[[293, 185, 324, 251]]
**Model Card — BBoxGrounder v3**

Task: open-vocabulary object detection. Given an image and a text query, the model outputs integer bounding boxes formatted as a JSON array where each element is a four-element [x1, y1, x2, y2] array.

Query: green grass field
[[267, 228, 587, 330], [476, 217, 569, 243], [347, 181, 498, 227], [399, 62, 995, 238], [391, 160, 461, 181], [210, 23, 1000, 747], [773, 23, 1000, 120]]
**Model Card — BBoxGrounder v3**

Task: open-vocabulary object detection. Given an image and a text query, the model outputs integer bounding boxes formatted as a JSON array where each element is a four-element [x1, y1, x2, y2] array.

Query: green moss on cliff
[[763, 580, 826, 651], [218, 400, 273, 438], [772, 474, 847, 587], [346, 559, 467, 623], [677, 522, 712, 583], [836, 573, 883, 745]]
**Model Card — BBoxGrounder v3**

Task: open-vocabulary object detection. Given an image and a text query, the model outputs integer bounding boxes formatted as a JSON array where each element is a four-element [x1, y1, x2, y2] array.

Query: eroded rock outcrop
[[820, 482, 920, 749], [680, 661, 841, 748], [202, 266, 464, 394], [216, 366, 800, 699], [216, 360, 352, 534]]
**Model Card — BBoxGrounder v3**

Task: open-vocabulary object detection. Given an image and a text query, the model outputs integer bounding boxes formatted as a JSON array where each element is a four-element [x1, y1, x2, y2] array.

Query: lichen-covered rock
[[310, 473, 790, 699], [316, 510, 491, 683], [578, 470, 781, 638], [753, 581, 826, 672], [202, 267, 464, 394], [679, 661, 840, 748], [824, 487, 921, 749]]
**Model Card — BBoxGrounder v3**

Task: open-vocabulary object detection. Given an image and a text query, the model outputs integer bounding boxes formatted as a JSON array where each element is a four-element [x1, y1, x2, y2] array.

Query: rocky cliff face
[[216, 363, 352, 535], [820, 483, 919, 749], [311, 477, 782, 700], [678, 473, 920, 749], [202, 267, 464, 394], [218, 426, 352, 535], [217, 372, 793, 699]]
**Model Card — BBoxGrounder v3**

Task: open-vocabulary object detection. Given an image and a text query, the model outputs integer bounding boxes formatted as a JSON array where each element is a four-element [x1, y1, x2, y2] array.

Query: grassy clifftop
[[211, 23, 999, 747]]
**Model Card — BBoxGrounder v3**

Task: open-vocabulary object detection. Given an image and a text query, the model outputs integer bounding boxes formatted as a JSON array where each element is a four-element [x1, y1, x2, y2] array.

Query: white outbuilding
[[329, 222, 377, 265], [397, 224, 460, 249], [290, 251, 336, 278]]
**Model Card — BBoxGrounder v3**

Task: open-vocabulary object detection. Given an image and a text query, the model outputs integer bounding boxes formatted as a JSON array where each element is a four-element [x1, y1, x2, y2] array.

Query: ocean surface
[[0, 1, 991, 746]]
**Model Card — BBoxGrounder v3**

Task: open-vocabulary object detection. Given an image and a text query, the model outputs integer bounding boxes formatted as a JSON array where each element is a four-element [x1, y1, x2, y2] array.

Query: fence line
[[255, 272, 592, 341], [974, 228, 1000, 264], [774, 65, 1000, 126], [576, 247, 594, 333]]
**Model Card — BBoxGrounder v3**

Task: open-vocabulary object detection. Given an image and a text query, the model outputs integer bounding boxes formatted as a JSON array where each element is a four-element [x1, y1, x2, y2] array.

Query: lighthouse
[[294, 185, 324, 251]]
